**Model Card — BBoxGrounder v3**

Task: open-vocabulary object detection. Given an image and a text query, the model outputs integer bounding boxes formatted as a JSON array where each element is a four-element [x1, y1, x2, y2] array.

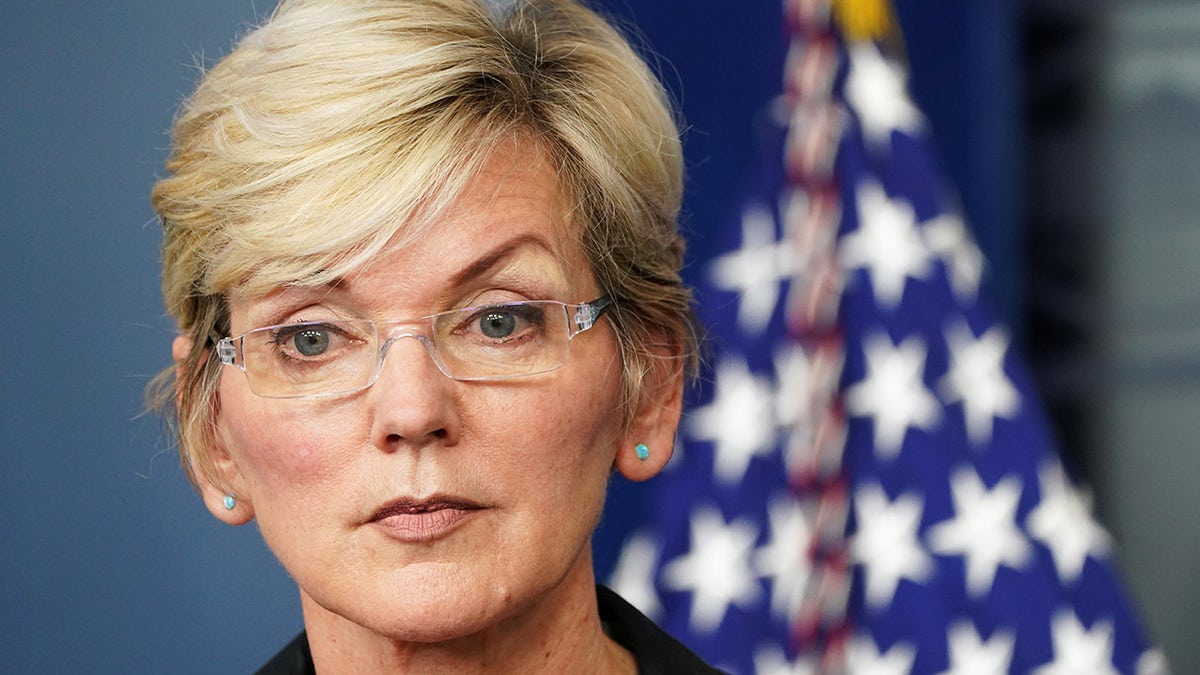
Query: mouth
[[369, 495, 485, 543]]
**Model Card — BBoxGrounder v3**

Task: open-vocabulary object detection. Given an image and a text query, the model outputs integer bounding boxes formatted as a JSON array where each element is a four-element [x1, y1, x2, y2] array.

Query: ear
[[173, 335, 255, 526], [171, 334, 192, 367], [197, 473, 255, 526], [614, 349, 685, 482]]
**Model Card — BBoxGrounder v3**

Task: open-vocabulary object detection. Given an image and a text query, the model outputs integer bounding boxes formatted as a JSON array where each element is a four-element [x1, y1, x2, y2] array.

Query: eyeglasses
[[217, 296, 613, 399]]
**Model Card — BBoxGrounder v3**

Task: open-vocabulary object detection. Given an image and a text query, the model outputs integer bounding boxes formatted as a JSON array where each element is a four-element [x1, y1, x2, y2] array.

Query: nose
[[367, 333, 460, 452]]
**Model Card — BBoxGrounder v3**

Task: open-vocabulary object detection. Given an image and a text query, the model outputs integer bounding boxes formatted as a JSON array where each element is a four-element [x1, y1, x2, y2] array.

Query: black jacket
[[255, 585, 720, 674]]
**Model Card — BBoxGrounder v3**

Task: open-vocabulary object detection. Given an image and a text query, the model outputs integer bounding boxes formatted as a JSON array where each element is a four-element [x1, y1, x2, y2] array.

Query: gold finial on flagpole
[[831, 0, 894, 43]]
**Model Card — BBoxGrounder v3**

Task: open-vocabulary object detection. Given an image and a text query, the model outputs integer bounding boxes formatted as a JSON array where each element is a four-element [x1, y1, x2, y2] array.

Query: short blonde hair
[[151, 0, 696, 489]]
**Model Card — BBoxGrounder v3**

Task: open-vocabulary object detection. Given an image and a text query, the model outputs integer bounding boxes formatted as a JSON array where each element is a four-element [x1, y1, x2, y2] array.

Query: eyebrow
[[444, 233, 561, 288], [254, 233, 563, 320], [313, 232, 563, 303]]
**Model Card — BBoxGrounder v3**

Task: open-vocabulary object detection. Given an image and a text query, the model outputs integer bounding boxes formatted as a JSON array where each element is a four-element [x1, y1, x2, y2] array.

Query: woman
[[151, 0, 714, 671]]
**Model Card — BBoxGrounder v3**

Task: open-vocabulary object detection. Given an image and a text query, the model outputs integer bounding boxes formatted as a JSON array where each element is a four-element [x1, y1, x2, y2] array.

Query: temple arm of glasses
[[216, 338, 237, 366], [573, 295, 612, 332]]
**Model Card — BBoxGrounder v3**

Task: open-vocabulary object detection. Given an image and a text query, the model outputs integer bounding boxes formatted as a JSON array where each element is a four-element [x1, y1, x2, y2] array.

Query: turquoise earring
[[223, 494, 237, 510], [635, 443, 650, 461]]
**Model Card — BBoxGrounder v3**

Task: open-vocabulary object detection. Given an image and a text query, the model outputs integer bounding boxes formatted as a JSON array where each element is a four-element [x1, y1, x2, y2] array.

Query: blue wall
[[0, 2, 1014, 671]]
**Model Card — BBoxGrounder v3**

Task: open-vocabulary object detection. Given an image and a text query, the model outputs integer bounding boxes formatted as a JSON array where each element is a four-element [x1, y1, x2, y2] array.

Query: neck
[[299, 549, 635, 674]]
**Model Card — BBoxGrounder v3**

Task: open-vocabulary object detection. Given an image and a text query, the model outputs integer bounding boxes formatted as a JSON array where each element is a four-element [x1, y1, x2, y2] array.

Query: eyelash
[[268, 321, 331, 343], [257, 284, 557, 329]]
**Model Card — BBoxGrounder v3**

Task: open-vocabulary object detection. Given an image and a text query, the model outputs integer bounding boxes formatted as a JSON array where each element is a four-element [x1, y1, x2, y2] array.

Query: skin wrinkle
[[237, 239, 567, 332], [203, 145, 669, 672], [155, 19, 695, 495], [151, 2, 698, 670]]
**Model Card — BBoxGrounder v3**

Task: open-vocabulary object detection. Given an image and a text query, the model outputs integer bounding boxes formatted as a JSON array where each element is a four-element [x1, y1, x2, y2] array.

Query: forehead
[[410, 142, 576, 263], [346, 151, 580, 295], [219, 131, 586, 294], [230, 143, 594, 319]]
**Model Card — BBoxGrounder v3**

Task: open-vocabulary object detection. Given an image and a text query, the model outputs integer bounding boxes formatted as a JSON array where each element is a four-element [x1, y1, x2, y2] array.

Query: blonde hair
[[150, 0, 696, 489]]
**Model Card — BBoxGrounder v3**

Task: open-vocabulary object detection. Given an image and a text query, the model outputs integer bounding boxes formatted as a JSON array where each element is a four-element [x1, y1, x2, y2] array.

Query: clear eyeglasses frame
[[216, 296, 613, 399]]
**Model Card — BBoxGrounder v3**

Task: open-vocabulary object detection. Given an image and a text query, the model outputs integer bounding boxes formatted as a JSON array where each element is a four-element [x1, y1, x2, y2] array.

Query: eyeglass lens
[[234, 300, 593, 398]]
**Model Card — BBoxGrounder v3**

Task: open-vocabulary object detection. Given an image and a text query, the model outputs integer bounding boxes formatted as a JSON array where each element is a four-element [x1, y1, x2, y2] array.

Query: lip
[[368, 495, 485, 543]]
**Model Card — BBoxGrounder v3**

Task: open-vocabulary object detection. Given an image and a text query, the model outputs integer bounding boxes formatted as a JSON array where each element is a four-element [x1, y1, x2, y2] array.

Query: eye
[[292, 328, 331, 356], [478, 311, 517, 339], [450, 302, 547, 344], [267, 321, 366, 361]]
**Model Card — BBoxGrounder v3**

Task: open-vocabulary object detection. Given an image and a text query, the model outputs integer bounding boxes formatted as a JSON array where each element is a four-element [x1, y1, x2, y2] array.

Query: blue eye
[[479, 311, 517, 339], [293, 329, 330, 356], [269, 323, 349, 360]]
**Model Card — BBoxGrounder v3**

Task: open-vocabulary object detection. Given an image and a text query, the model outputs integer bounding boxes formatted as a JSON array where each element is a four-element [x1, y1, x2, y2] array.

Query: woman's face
[[201, 145, 674, 642]]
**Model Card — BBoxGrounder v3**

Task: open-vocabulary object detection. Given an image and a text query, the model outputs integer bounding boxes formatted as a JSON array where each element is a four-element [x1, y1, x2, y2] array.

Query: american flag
[[607, 1, 1168, 673]]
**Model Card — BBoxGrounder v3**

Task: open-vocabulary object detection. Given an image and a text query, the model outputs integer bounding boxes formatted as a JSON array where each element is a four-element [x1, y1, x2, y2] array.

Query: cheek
[[496, 366, 623, 491], [218, 382, 356, 492]]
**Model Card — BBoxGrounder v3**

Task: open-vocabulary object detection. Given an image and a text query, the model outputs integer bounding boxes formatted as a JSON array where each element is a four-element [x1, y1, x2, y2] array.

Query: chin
[[312, 570, 526, 644]]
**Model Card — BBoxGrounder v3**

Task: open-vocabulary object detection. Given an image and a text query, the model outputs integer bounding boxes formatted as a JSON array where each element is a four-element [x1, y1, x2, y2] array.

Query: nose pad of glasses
[[378, 332, 456, 380]]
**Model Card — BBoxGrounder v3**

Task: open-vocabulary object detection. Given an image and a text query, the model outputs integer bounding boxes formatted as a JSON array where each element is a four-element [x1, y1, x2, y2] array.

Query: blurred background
[[1, 0, 1196, 672]]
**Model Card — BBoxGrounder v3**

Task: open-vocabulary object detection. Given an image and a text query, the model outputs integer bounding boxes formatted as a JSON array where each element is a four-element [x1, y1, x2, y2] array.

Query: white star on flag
[[939, 321, 1020, 445], [840, 181, 934, 309], [938, 620, 1015, 675], [755, 644, 818, 675], [850, 482, 933, 609], [844, 42, 923, 148], [615, 4, 1165, 672], [661, 506, 761, 634], [1032, 610, 1119, 675], [687, 356, 778, 485], [1027, 461, 1112, 583], [926, 468, 1032, 598], [847, 635, 917, 675], [923, 214, 984, 301], [709, 204, 793, 335], [608, 531, 662, 620], [845, 332, 941, 459]]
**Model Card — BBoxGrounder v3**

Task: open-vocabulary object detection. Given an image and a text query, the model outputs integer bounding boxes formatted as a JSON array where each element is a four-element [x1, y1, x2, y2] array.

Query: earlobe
[[197, 426, 255, 526], [198, 477, 255, 525], [175, 333, 255, 525], [198, 422, 255, 526], [615, 358, 685, 482]]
